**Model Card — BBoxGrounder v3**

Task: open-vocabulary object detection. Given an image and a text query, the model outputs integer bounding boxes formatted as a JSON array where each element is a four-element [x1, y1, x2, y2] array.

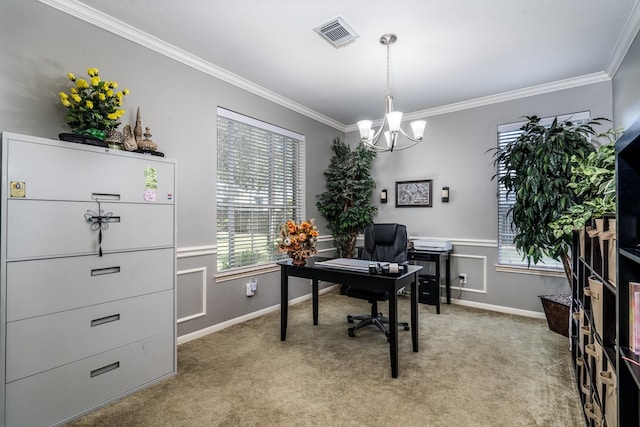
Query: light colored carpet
[[67, 289, 584, 426]]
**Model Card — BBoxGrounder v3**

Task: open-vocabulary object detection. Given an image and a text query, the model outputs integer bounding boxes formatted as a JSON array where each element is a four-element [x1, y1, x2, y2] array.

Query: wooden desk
[[278, 257, 422, 378]]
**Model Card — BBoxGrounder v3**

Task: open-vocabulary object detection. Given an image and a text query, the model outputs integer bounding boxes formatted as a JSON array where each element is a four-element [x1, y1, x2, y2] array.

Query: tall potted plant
[[490, 115, 607, 284], [316, 137, 377, 258]]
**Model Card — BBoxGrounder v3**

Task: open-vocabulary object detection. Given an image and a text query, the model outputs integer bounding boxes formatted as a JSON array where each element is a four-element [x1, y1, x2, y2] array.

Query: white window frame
[[496, 111, 590, 270], [216, 107, 305, 273]]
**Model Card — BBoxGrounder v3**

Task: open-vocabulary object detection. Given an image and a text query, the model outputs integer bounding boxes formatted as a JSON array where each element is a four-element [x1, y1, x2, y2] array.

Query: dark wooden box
[[539, 294, 571, 338]]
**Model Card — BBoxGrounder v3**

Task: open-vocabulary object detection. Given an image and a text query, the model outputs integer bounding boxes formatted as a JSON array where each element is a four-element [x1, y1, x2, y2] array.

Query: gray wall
[[0, 1, 340, 339], [613, 29, 640, 129], [347, 82, 613, 314]]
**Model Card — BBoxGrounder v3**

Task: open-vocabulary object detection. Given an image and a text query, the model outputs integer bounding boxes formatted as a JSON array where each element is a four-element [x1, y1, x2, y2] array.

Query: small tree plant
[[316, 137, 377, 258], [490, 115, 607, 283]]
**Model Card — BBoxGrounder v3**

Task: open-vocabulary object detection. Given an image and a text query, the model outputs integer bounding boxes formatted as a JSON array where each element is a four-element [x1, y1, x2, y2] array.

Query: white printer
[[412, 239, 452, 251]]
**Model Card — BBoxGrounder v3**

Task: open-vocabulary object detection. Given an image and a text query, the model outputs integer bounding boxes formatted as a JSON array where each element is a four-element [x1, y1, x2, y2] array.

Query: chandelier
[[357, 33, 426, 152]]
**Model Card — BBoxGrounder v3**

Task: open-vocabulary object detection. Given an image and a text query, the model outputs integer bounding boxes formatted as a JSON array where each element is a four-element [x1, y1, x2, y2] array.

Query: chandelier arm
[[361, 115, 388, 145], [363, 142, 394, 152], [398, 127, 423, 142], [387, 139, 422, 151]]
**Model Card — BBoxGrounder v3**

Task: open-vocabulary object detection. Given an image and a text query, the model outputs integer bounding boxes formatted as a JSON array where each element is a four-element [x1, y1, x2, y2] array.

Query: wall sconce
[[380, 188, 388, 204], [442, 186, 450, 203]]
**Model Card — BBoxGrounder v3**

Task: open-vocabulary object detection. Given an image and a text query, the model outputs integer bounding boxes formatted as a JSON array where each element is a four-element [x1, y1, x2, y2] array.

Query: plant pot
[[77, 128, 106, 140], [539, 294, 571, 337]]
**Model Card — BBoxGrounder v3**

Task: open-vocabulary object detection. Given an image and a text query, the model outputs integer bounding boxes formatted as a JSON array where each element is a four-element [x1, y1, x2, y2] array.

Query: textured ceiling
[[73, 0, 638, 128]]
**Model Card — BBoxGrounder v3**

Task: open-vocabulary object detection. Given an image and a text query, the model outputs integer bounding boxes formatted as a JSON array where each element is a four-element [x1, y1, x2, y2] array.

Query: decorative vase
[[105, 129, 124, 150], [289, 252, 307, 266]]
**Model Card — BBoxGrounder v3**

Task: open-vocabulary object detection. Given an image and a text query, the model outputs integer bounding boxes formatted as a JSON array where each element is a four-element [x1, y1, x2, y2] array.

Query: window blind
[[217, 107, 305, 272], [496, 111, 589, 268]]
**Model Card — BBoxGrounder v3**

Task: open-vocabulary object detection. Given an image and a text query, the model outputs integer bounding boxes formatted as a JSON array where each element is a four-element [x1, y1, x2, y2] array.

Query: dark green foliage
[[316, 138, 378, 258], [490, 115, 606, 273]]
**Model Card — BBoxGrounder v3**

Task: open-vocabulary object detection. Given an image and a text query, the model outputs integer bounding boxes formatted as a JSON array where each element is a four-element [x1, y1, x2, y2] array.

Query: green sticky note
[[144, 167, 158, 190]]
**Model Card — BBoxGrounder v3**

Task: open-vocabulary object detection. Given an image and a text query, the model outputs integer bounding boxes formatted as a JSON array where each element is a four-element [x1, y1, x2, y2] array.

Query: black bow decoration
[[84, 200, 113, 257]]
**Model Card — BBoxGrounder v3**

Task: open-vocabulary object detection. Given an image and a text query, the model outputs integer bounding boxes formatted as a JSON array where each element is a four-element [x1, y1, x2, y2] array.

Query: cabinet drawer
[[6, 136, 175, 204], [7, 248, 174, 322], [7, 199, 174, 260], [6, 290, 174, 382], [5, 331, 174, 427]]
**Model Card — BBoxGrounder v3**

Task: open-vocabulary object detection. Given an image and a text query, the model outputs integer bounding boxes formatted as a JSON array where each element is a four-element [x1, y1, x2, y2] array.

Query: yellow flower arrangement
[[277, 218, 319, 263], [58, 68, 130, 137]]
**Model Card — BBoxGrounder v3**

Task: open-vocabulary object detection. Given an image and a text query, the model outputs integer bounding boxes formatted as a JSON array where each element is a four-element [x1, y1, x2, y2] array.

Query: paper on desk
[[315, 258, 387, 273]]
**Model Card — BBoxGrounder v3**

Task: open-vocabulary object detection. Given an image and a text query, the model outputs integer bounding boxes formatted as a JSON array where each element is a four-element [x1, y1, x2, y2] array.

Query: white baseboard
[[177, 285, 338, 345], [178, 286, 546, 345], [450, 298, 546, 319]]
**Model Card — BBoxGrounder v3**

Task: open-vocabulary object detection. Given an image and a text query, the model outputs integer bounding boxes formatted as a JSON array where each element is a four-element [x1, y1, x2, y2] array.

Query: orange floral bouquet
[[277, 218, 319, 264]]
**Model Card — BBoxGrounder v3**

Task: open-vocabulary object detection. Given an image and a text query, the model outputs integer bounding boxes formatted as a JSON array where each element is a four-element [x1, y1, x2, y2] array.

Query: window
[[496, 112, 589, 269], [217, 108, 304, 272]]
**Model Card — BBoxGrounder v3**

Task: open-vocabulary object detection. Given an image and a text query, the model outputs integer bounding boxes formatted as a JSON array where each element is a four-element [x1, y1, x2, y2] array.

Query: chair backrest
[[360, 223, 408, 263]]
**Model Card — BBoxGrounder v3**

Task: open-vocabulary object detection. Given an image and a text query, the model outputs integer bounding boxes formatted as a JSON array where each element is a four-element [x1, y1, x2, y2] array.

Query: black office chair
[[343, 223, 410, 340]]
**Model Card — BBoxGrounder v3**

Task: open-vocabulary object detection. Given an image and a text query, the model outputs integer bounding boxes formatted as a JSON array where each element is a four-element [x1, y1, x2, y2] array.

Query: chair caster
[[400, 322, 410, 331], [347, 315, 354, 324], [348, 328, 356, 337]]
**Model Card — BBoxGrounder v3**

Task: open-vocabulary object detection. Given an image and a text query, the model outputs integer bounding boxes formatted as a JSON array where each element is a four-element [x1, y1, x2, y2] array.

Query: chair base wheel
[[347, 315, 354, 324], [348, 328, 356, 337]]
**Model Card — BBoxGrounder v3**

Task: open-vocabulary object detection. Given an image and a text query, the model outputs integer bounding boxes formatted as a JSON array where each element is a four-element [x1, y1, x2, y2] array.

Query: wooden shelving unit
[[615, 117, 640, 426], [571, 217, 617, 426]]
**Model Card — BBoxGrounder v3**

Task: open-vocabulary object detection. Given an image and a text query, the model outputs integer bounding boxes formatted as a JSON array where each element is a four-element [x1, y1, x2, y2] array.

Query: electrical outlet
[[459, 273, 467, 284], [245, 282, 254, 296]]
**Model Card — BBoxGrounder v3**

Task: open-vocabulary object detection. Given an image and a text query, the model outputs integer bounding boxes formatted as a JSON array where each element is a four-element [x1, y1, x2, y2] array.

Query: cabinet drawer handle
[[91, 266, 121, 276], [90, 361, 120, 378], [91, 314, 120, 327], [92, 193, 120, 200]]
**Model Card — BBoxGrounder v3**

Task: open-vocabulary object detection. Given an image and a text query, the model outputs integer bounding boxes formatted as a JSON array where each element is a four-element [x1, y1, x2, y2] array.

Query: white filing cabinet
[[0, 132, 177, 426]]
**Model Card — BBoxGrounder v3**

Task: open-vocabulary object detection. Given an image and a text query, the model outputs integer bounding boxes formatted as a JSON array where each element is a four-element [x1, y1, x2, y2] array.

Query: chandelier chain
[[386, 42, 391, 95]]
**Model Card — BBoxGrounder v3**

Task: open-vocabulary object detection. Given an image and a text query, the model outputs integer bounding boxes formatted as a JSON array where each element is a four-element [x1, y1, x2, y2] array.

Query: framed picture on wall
[[395, 180, 433, 207]]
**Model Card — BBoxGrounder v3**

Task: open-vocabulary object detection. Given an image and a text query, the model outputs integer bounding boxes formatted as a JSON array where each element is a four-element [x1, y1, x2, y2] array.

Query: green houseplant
[[490, 115, 607, 283], [316, 137, 377, 258], [548, 130, 620, 239]]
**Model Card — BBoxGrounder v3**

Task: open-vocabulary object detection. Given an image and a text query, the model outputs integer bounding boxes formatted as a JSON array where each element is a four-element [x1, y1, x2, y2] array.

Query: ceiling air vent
[[314, 16, 359, 47]]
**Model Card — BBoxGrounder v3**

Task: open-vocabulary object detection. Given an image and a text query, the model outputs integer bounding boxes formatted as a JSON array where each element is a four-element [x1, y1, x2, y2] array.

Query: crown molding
[[606, 0, 640, 77], [38, 0, 347, 132], [344, 72, 611, 132]]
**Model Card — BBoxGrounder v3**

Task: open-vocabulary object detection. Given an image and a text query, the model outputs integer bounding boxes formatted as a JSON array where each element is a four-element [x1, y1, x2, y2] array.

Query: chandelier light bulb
[[386, 111, 403, 132], [357, 120, 373, 140], [410, 120, 427, 140]]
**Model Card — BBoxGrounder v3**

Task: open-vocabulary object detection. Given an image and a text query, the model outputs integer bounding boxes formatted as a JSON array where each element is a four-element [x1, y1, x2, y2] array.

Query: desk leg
[[411, 274, 419, 352], [280, 267, 288, 341], [312, 278, 319, 325], [389, 290, 398, 378], [446, 256, 451, 304]]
